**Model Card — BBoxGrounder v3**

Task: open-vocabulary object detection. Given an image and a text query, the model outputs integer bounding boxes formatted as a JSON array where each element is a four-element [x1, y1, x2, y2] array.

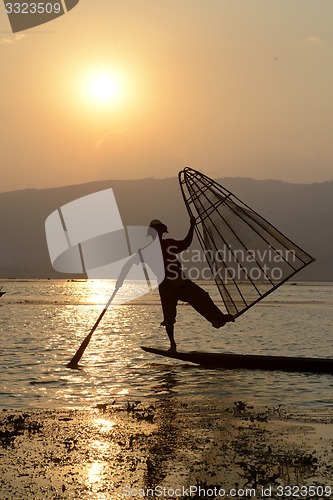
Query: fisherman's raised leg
[[179, 280, 234, 328]]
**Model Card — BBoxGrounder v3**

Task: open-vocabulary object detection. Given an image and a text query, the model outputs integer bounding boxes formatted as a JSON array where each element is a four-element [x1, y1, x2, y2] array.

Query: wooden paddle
[[66, 250, 149, 369], [66, 286, 119, 369]]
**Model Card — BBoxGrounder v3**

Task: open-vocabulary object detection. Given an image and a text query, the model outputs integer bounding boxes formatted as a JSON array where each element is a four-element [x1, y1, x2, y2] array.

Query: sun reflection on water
[[93, 418, 116, 433], [84, 419, 116, 497], [86, 460, 110, 499], [91, 439, 110, 455], [117, 388, 129, 396], [85, 280, 116, 305], [87, 460, 105, 484]]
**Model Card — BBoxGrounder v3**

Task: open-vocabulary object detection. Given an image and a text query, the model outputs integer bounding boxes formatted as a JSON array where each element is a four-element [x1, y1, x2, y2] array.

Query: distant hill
[[0, 176, 332, 280]]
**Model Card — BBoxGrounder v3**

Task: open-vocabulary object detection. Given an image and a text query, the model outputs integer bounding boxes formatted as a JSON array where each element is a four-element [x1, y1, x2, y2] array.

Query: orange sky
[[1, 0, 333, 191]]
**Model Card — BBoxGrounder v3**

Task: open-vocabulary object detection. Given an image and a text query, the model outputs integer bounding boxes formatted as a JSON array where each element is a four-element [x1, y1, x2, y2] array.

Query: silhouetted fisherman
[[148, 218, 234, 351]]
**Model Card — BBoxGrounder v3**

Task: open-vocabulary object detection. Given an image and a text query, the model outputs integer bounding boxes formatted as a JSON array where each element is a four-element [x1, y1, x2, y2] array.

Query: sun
[[82, 69, 125, 107]]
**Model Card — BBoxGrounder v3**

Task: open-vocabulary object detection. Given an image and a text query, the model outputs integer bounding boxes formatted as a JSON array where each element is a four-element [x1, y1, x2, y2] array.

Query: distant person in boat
[[148, 218, 234, 352]]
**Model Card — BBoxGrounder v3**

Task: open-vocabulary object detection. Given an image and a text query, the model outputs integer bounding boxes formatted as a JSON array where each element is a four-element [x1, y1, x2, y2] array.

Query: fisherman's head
[[148, 219, 168, 238]]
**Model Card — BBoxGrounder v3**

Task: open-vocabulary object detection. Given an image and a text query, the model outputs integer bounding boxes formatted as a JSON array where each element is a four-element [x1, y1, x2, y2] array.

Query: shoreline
[[1, 401, 333, 499]]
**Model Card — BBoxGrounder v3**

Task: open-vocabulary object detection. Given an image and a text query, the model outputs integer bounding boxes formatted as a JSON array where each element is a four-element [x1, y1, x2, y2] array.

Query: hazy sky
[[1, 0, 333, 191]]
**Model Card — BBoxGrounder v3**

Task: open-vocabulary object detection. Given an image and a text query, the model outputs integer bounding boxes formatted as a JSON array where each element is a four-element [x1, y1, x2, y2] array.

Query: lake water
[[0, 280, 333, 410]]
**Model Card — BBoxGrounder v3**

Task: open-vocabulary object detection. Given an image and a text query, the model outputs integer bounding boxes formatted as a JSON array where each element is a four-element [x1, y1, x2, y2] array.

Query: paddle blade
[[66, 331, 94, 369]]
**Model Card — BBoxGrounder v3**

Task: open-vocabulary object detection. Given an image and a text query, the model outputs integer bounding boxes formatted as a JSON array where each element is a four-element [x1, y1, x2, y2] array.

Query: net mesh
[[179, 168, 315, 317]]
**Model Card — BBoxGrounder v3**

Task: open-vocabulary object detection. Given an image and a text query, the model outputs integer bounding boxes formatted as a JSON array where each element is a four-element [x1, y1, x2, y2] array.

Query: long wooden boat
[[141, 346, 333, 374]]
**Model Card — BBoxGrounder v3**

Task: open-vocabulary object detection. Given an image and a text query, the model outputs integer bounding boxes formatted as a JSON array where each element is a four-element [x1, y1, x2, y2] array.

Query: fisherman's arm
[[176, 217, 196, 252]]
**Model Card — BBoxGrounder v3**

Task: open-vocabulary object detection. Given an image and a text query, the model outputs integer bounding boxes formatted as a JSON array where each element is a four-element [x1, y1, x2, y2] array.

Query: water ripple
[[0, 280, 333, 409]]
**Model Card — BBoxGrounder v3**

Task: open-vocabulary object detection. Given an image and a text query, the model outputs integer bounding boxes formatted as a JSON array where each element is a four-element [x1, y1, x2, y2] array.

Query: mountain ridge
[[0, 176, 331, 280]]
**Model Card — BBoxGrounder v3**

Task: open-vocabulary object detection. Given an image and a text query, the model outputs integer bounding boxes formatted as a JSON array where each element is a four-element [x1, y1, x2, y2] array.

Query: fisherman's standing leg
[[165, 324, 177, 352], [159, 283, 178, 351], [179, 280, 234, 327]]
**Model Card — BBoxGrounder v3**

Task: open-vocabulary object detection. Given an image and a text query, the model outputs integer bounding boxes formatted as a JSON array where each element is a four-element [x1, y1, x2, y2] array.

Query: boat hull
[[141, 346, 333, 374]]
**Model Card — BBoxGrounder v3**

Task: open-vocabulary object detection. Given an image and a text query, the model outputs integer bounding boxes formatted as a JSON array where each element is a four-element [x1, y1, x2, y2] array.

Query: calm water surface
[[0, 280, 332, 409]]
